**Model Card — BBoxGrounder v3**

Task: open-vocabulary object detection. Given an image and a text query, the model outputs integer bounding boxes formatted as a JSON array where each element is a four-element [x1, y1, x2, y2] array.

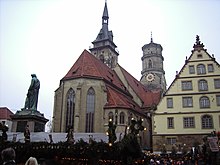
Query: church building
[[52, 2, 165, 148]]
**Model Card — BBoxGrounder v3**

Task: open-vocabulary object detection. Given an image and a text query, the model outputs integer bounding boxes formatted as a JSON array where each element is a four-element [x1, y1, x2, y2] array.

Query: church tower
[[89, 1, 119, 68], [140, 34, 166, 93]]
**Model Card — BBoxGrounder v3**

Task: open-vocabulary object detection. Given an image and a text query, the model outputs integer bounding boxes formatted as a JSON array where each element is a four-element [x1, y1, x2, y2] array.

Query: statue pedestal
[[11, 109, 49, 132]]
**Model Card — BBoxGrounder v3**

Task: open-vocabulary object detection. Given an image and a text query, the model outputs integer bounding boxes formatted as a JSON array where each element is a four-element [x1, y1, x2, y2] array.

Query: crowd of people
[[1, 148, 51, 165], [144, 151, 220, 165], [1, 148, 16, 165], [147, 155, 203, 165], [1, 146, 219, 165]]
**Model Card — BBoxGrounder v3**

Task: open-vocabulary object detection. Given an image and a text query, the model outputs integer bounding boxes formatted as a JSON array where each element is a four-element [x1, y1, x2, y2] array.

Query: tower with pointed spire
[[52, 1, 163, 150], [140, 33, 166, 93], [89, 1, 119, 68]]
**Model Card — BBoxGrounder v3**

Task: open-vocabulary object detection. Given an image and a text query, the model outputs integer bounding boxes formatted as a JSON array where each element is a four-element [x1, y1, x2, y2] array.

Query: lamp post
[[107, 119, 117, 145]]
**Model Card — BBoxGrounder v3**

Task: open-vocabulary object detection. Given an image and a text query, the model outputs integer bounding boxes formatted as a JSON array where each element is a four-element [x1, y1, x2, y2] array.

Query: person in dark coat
[[1, 147, 16, 165]]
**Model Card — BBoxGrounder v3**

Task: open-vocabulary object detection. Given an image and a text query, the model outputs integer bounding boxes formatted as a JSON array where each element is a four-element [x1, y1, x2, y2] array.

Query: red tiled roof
[[0, 107, 14, 120], [105, 85, 145, 115], [62, 49, 160, 114], [119, 65, 161, 108], [105, 85, 133, 108], [63, 50, 124, 90]]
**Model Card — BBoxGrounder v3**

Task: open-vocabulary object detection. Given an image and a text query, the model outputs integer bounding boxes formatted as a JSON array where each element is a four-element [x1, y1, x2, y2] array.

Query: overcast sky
[[1, 0, 220, 124]]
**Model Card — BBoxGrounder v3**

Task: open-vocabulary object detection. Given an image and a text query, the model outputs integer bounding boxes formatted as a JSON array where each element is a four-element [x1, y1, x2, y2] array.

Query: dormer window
[[72, 67, 79, 75]]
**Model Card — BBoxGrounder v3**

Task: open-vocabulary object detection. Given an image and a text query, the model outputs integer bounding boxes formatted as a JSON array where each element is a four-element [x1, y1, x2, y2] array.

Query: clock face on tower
[[146, 73, 155, 82]]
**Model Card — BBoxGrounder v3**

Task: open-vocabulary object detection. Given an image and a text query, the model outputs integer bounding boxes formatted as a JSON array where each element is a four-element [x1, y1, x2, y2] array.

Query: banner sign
[[207, 137, 219, 152]]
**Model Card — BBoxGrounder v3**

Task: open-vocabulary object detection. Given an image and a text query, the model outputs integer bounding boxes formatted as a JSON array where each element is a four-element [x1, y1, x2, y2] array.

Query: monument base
[[11, 109, 49, 132]]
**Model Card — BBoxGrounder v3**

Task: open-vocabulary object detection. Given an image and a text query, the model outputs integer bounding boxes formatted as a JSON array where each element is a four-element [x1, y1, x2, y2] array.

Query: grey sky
[[1, 0, 220, 124]]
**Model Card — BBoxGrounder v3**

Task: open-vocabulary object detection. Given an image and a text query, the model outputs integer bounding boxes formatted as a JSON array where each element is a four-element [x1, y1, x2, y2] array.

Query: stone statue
[[23, 74, 40, 111], [66, 128, 75, 143]]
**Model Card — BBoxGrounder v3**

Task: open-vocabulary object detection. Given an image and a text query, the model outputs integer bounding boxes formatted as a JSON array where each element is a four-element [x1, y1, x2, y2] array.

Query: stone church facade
[[52, 2, 165, 149]]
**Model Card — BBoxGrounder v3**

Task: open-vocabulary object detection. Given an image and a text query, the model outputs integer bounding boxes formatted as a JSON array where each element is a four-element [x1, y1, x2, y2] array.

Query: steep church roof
[[105, 85, 145, 115], [119, 65, 161, 108], [62, 49, 160, 112], [62, 50, 124, 90]]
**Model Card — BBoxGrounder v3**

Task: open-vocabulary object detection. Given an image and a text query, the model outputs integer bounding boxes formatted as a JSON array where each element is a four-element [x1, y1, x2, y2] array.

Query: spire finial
[[102, 0, 109, 24], [196, 35, 200, 45], [150, 31, 153, 43], [193, 35, 205, 51]]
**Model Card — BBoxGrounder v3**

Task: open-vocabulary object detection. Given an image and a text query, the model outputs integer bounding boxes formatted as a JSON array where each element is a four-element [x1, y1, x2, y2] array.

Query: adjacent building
[[0, 107, 14, 132], [152, 35, 220, 152]]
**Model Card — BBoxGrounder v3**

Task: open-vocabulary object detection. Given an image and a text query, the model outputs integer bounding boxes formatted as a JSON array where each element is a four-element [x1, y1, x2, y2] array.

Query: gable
[[166, 37, 220, 95], [62, 50, 124, 90]]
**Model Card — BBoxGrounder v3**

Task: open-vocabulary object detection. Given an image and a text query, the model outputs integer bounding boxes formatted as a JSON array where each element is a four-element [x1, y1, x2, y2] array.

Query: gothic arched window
[[201, 115, 213, 129], [66, 88, 75, 132], [119, 112, 125, 124], [148, 59, 153, 68], [200, 96, 210, 108], [197, 64, 206, 75], [86, 87, 95, 133], [198, 79, 208, 91]]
